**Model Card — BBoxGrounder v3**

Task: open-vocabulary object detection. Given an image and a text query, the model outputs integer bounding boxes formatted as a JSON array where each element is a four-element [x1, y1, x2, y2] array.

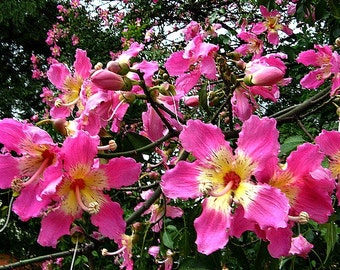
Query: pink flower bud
[[243, 66, 284, 86], [91, 69, 132, 91], [183, 95, 199, 107], [106, 60, 130, 75]]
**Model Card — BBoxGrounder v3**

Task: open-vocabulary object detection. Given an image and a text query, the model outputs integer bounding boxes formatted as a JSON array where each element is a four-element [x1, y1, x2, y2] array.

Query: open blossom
[[297, 44, 340, 95], [47, 48, 92, 118], [269, 143, 335, 223], [0, 119, 59, 221], [165, 34, 218, 97], [252, 6, 293, 45], [315, 130, 340, 204], [161, 116, 289, 255], [37, 131, 141, 247]]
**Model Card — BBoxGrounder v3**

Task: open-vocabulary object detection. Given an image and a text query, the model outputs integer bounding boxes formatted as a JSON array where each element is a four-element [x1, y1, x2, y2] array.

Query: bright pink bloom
[[135, 189, 183, 232], [231, 87, 257, 122], [289, 234, 314, 258], [315, 130, 340, 204], [269, 143, 335, 224], [161, 116, 289, 255], [235, 31, 264, 59], [38, 131, 141, 247], [0, 119, 59, 221], [252, 6, 293, 45], [47, 48, 92, 118], [164, 35, 218, 96], [297, 44, 340, 95], [183, 21, 202, 41]]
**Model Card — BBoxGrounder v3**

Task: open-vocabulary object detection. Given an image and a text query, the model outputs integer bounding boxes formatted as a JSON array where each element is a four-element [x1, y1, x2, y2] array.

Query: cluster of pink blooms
[[2, 2, 340, 269]]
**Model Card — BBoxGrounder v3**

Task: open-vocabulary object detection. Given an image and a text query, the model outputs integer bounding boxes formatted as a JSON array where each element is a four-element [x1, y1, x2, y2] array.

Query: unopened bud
[[183, 95, 199, 107], [243, 66, 284, 86], [158, 82, 176, 96], [335, 37, 340, 48], [106, 60, 130, 75], [91, 69, 132, 91], [119, 92, 136, 103]]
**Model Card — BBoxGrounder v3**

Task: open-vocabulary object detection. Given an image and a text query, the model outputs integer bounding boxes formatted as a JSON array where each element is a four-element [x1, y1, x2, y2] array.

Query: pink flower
[[0, 119, 59, 221], [183, 21, 202, 41], [269, 143, 335, 224], [289, 234, 314, 258], [161, 116, 289, 255], [37, 131, 141, 247], [315, 130, 340, 204], [91, 69, 132, 91], [297, 44, 340, 95], [235, 31, 264, 59], [252, 6, 293, 45], [164, 35, 218, 97], [47, 48, 92, 118]]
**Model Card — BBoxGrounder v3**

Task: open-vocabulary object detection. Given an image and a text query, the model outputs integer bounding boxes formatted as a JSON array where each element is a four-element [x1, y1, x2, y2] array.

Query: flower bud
[[106, 60, 130, 75], [243, 66, 284, 86], [91, 69, 132, 91], [158, 82, 176, 96], [119, 92, 136, 103], [183, 95, 199, 107]]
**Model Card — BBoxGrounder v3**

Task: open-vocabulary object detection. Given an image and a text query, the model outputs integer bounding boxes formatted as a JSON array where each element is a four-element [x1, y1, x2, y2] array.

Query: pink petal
[[251, 22, 266, 35], [297, 50, 320, 66], [289, 234, 313, 258], [0, 118, 27, 153], [91, 199, 126, 242], [231, 88, 256, 122], [38, 210, 74, 247], [174, 69, 201, 96], [315, 130, 340, 156], [161, 160, 202, 199], [164, 51, 190, 76], [102, 157, 141, 188], [236, 116, 279, 178], [300, 70, 325, 89], [47, 63, 71, 90], [0, 154, 19, 188], [12, 182, 51, 221], [200, 56, 217, 80], [166, 205, 184, 218], [235, 182, 289, 229], [267, 32, 279, 46], [180, 119, 232, 162], [266, 227, 292, 258], [61, 131, 98, 170], [74, 49, 92, 79], [194, 198, 231, 255]]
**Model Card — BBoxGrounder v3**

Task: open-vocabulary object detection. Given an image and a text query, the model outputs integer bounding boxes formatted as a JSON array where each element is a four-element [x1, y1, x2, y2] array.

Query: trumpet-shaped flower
[[0, 119, 59, 221], [47, 48, 92, 118], [315, 130, 340, 204], [37, 131, 141, 247], [269, 143, 335, 223], [161, 116, 289, 255]]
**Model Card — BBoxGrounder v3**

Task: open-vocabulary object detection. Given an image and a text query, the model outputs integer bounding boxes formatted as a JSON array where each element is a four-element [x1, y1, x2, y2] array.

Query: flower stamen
[[75, 185, 100, 214], [288, 211, 310, 224]]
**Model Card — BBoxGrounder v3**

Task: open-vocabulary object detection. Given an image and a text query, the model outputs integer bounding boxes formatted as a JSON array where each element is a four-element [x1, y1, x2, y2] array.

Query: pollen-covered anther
[[288, 211, 310, 224], [199, 179, 214, 194], [54, 99, 63, 108], [88, 201, 100, 214], [11, 177, 24, 193]]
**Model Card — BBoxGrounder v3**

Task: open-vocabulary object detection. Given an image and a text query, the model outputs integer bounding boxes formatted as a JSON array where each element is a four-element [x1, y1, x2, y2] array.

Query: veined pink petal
[[200, 56, 217, 80], [300, 70, 326, 89], [118, 42, 144, 62], [180, 119, 232, 162], [74, 49, 92, 79], [0, 119, 29, 153], [289, 234, 313, 258], [142, 105, 165, 141], [236, 116, 279, 175], [47, 63, 71, 90], [91, 199, 126, 242], [12, 182, 51, 221], [235, 182, 289, 229], [231, 88, 256, 122], [331, 73, 340, 96], [101, 157, 141, 188], [166, 205, 184, 218], [249, 85, 279, 101], [174, 69, 201, 96], [0, 154, 19, 188], [164, 51, 190, 76], [61, 131, 98, 171], [133, 60, 158, 87], [38, 210, 74, 247], [252, 22, 266, 35], [161, 160, 202, 199], [194, 198, 231, 255], [315, 130, 340, 156], [266, 227, 292, 258], [297, 49, 320, 66], [267, 31, 279, 46]]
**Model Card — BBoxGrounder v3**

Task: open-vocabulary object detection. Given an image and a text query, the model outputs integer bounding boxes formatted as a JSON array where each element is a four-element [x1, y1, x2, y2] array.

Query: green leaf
[[320, 221, 339, 263], [280, 135, 305, 157], [198, 81, 211, 114]]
